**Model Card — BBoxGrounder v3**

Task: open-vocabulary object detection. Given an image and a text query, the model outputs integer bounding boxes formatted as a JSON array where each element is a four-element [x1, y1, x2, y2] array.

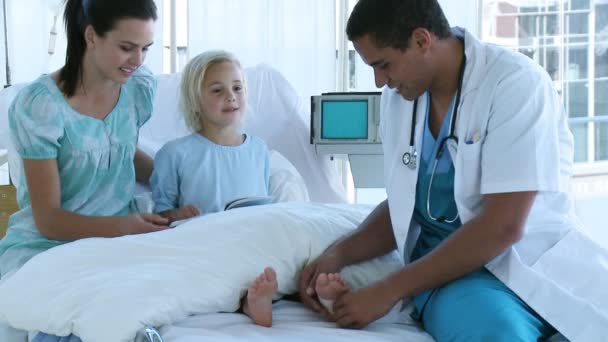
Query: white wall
[[147, 0, 165, 74], [439, 0, 480, 36], [0, 1, 5, 87], [5, 0, 65, 84], [350, 0, 481, 93], [186, 0, 337, 107]]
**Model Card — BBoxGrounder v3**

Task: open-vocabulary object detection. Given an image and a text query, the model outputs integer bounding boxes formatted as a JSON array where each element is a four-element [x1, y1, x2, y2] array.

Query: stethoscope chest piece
[[402, 150, 417, 169]]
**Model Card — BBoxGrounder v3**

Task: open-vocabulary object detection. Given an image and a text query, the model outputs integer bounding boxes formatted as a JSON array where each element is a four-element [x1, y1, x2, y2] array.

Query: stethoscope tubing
[[402, 36, 468, 223], [402, 40, 467, 169]]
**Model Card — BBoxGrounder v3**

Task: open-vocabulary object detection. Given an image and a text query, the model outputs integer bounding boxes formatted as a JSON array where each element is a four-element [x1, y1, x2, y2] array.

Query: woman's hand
[[333, 280, 400, 329], [123, 213, 170, 235], [298, 248, 345, 319]]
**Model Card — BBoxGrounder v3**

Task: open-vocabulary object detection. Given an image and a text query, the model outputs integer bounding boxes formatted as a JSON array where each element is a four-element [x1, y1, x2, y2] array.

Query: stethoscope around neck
[[402, 49, 467, 224]]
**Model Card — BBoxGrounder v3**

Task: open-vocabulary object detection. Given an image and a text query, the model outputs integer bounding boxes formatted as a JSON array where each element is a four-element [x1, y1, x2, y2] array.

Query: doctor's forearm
[[382, 192, 536, 301], [385, 217, 519, 299]]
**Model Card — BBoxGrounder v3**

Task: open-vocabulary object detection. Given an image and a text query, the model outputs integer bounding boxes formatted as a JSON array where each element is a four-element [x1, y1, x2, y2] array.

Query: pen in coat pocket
[[465, 130, 480, 144]]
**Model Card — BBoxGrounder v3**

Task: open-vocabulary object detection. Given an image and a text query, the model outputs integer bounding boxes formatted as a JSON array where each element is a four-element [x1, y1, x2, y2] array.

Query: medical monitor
[[311, 92, 381, 144]]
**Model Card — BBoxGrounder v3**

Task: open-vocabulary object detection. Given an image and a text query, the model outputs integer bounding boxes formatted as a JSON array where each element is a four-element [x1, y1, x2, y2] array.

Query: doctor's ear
[[410, 28, 432, 50]]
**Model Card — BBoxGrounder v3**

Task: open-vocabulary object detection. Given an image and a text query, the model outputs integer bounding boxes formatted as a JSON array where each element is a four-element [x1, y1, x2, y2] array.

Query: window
[[334, 0, 387, 204], [481, 0, 608, 172], [336, 0, 378, 93], [482, 1, 607, 245]]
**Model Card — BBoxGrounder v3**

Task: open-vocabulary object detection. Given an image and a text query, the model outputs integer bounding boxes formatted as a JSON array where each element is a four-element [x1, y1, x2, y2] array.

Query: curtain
[[187, 0, 336, 108], [0, 0, 64, 85], [0, 0, 165, 85]]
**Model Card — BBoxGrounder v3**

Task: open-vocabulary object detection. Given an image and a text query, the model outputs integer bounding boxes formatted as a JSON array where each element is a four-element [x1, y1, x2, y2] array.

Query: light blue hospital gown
[[410, 93, 556, 341], [150, 133, 270, 215], [0, 67, 155, 341]]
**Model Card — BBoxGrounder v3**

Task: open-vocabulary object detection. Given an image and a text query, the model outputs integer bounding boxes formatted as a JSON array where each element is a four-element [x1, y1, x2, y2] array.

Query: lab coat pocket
[[456, 139, 483, 189], [460, 138, 483, 161], [454, 139, 484, 222]]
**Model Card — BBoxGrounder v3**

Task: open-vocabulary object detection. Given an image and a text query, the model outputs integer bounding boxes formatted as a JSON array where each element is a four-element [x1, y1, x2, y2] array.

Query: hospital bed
[[0, 64, 443, 342], [131, 65, 569, 342], [0, 63, 579, 342], [134, 66, 436, 341]]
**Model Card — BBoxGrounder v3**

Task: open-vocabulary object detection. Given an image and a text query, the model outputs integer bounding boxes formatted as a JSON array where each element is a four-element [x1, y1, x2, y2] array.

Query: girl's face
[[86, 18, 155, 83], [199, 61, 246, 130]]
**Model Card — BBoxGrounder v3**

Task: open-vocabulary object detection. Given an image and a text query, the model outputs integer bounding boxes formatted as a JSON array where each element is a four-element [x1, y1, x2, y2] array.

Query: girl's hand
[[159, 205, 200, 224], [173, 205, 200, 221], [124, 214, 170, 235]]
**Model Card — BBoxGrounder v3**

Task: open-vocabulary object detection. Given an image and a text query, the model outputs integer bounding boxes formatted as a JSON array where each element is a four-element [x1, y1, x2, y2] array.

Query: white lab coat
[[380, 29, 608, 341]]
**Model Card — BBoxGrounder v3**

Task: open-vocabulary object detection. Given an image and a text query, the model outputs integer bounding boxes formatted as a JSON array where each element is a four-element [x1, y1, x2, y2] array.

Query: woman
[[0, 0, 167, 340]]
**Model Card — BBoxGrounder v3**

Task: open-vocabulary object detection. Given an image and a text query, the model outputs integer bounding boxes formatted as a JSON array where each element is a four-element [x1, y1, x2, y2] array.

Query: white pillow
[[269, 150, 309, 202], [0, 203, 403, 342]]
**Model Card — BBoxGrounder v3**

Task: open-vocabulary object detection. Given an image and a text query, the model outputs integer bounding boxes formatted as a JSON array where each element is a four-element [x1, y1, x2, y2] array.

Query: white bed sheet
[[160, 300, 433, 342], [160, 301, 571, 342]]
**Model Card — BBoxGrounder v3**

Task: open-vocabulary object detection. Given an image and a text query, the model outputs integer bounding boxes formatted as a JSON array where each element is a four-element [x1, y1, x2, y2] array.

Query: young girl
[[0, 1, 168, 341], [151, 51, 270, 221], [150, 50, 279, 326]]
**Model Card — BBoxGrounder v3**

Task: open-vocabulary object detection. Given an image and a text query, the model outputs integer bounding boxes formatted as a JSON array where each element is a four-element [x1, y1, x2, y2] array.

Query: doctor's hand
[[123, 213, 170, 235], [332, 280, 400, 329], [299, 248, 345, 319]]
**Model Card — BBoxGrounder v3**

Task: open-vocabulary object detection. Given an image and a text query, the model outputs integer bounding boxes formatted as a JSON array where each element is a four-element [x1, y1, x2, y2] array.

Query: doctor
[[299, 0, 608, 341]]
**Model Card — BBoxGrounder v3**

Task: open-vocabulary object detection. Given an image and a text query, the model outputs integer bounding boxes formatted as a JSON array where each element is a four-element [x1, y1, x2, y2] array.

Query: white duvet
[[0, 203, 403, 342]]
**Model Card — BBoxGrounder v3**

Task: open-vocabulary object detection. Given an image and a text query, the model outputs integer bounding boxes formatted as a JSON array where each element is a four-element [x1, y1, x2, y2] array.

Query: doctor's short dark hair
[[346, 0, 451, 50], [61, 0, 158, 97]]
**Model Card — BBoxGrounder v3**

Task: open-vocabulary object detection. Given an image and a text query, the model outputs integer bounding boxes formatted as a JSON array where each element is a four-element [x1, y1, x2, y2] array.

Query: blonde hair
[[179, 50, 245, 132]]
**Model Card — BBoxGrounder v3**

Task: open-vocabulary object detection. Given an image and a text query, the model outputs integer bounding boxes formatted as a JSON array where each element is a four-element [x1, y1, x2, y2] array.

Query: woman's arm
[[24, 159, 169, 241], [134, 148, 154, 184]]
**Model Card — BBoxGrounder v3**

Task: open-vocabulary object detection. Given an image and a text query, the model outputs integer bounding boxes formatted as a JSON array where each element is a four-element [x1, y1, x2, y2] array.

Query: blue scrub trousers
[[414, 268, 556, 342]]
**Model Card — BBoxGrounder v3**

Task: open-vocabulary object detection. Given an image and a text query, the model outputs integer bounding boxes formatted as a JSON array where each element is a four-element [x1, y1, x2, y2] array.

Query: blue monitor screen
[[321, 100, 368, 139]]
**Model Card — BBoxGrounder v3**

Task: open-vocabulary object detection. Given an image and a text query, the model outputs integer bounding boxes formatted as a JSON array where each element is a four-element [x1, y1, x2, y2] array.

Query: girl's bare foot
[[315, 273, 348, 313], [243, 267, 278, 327]]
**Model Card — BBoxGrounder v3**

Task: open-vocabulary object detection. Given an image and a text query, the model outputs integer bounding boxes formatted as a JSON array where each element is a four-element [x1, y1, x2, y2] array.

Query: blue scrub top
[[411, 93, 462, 316]]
